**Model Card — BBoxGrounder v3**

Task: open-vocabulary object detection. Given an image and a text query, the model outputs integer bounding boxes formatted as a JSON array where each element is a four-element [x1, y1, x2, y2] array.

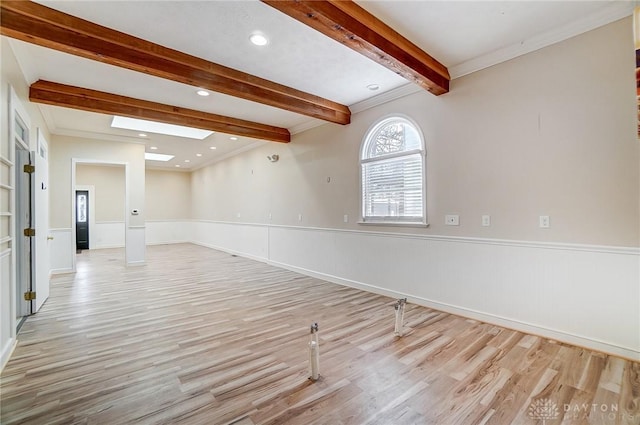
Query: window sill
[[358, 221, 429, 228]]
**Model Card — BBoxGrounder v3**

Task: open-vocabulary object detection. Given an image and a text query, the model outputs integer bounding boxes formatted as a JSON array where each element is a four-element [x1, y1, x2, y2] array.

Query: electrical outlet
[[482, 215, 491, 227], [539, 215, 550, 228], [445, 215, 459, 226]]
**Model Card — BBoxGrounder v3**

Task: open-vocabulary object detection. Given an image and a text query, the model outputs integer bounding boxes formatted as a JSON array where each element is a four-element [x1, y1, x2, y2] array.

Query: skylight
[[112, 116, 214, 140], [145, 153, 175, 162]]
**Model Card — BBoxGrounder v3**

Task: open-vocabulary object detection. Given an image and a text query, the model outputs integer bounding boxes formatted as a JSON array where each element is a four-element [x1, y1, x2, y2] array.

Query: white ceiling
[[7, 0, 634, 171]]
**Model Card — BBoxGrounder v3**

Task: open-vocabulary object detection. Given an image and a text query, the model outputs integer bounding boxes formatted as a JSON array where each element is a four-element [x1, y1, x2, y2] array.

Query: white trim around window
[[359, 115, 427, 226]]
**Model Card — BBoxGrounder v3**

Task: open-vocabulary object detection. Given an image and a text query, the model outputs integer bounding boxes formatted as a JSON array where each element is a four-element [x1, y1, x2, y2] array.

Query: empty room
[[1, 1, 639, 424]]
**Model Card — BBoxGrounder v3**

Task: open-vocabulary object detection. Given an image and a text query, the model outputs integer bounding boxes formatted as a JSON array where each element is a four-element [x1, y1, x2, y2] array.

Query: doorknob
[[47, 236, 54, 240]]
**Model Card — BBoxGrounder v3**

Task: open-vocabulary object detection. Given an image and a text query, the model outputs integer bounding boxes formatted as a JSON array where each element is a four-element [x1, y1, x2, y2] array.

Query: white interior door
[[15, 147, 32, 318], [34, 130, 49, 312]]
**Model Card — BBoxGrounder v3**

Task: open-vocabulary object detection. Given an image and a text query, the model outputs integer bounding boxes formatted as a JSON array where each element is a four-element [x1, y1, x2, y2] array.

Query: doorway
[[75, 190, 89, 251], [70, 159, 143, 270]]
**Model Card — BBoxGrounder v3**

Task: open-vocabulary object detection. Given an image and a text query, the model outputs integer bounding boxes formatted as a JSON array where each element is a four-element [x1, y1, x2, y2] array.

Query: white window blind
[[360, 117, 425, 224]]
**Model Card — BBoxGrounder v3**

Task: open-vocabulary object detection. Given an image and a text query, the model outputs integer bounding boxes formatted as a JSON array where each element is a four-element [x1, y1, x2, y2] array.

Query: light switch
[[539, 215, 550, 228], [482, 215, 491, 227]]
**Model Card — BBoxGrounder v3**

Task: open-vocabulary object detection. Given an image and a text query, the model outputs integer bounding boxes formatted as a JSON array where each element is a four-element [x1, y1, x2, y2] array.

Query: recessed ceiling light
[[184, 159, 190, 163], [196, 89, 210, 97], [111, 116, 214, 140], [145, 153, 175, 162], [209, 146, 217, 150], [367, 84, 380, 91], [196, 153, 202, 157], [249, 32, 268, 46], [150, 146, 158, 150], [138, 133, 147, 137], [230, 137, 238, 141], [175, 164, 181, 168]]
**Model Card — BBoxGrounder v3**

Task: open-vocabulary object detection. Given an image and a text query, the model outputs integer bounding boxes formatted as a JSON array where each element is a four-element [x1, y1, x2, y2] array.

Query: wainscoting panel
[[191, 221, 639, 360], [49, 228, 73, 274], [126, 226, 146, 266], [145, 220, 191, 246], [0, 248, 15, 370], [329, 230, 639, 359], [192, 220, 268, 261], [93, 222, 125, 249]]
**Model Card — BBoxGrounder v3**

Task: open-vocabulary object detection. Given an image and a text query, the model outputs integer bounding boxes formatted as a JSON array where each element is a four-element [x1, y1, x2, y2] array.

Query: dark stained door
[[75, 190, 89, 250]]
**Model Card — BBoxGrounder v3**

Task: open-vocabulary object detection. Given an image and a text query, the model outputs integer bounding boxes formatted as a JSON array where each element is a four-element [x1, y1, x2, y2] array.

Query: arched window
[[360, 116, 425, 224]]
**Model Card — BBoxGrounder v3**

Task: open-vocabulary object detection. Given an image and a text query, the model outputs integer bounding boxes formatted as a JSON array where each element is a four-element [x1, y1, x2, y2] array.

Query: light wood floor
[[1, 244, 638, 425]]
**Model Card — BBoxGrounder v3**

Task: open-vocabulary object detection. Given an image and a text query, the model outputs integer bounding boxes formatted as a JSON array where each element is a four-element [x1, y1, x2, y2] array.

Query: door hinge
[[23, 164, 35, 173], [23, 228, 35, 237], [24, 291, 36, 301]]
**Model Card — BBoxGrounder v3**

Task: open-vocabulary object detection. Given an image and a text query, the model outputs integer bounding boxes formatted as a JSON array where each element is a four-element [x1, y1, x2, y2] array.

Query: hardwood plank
[[619, 361, 640, 424], [1, 244, 637, 425]]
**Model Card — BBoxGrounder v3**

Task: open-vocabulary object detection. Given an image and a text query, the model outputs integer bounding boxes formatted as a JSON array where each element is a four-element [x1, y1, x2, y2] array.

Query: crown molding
[[449, 1, 635, 79], [7, 39, 39, 84], [192, 141, 266, 172], [286, 1, 635, 137], [37, 104, 58, 133], [288, 83, 422, 136], [350, 83, 422, 114], [50, 127, 147, 145], [289, 118, 325, 135]]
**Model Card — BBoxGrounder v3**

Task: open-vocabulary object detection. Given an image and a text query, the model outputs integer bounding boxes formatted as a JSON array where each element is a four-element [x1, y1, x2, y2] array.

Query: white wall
[[190, 19, 640, 360], [76, 165, 126, 250], [192, 18, 638, 248], [145, 169, 191, 220], [49, 228, 73, 273], [146, 220, 192, 245], [49, 154, 192, 259], [76, 164, 126, 222], [145, 169, 191, 245], [1, 37, 52, 369], [49, 136, 145, 268]]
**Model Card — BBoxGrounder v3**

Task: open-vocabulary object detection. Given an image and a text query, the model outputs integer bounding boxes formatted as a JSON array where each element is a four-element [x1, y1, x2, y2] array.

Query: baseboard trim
[[50, 267, 74, 275], [94, 244, 126, 250], [268, 259, 639, 361], [126, 260, 146, 267], [146, 240, 190, 246], [1, 338, 17, 373], [191, 241, 268, 264]]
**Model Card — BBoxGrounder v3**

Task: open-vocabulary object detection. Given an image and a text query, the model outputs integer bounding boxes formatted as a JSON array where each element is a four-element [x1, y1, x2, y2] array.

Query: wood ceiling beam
[[1, 1, 350, 125], [262, 0, 450, 95], [30, 80, 291, 143]]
